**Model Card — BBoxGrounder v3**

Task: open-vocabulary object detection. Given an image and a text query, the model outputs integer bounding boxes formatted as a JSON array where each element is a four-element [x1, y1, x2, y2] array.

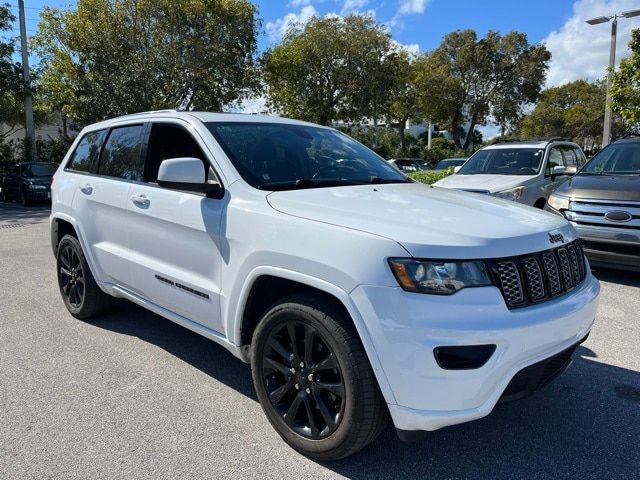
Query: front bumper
[[350, 272, 599, 432]]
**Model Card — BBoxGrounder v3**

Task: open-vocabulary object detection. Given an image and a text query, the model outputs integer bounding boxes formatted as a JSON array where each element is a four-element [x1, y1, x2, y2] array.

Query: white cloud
[[390, 0, 430, 29], [341, 0, 368, 15], [391, 39, 420, 57], [288, 0, 312, 7], [237, 95, 269, 115], [265, 5, 319, 43], [398, 0, 428, 15], [543, 0, 639, 87]]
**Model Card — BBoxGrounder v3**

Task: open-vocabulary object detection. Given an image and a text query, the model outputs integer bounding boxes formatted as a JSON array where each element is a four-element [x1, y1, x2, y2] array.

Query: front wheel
[[20, 191, 31, 207], [251, 293, 388, 460]]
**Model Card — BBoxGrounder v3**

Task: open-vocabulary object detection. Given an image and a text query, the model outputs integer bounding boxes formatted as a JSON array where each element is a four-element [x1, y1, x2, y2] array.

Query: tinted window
[[99, 125, 146, 181], [561, 146, 576, 167], [574, 148, 587, 167], [458, 149, 543, 175], [206, 122, 406, 190], [546, 147, 564, 175], [66, 130, 107, 173]]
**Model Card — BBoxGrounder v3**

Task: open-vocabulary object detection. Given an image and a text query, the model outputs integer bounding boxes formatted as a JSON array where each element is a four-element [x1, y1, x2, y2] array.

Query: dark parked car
[[434, 158, 467, 170], [1, 162, 56, 206], [388, 157, 433, 173], [546, 136, 640, 271]]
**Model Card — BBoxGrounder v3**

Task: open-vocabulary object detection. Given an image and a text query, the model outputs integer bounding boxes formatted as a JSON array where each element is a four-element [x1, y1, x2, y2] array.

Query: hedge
[[407, 167, 455, 185]]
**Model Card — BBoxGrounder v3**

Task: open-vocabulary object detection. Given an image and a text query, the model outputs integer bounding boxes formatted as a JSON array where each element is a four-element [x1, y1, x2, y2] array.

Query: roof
[[81, 110, 322, 132], [484, 138, 578, 150]]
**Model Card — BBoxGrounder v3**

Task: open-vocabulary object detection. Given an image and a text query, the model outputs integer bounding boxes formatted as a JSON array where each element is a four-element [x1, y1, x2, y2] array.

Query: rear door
[[71, 123, 148, 288], [124, 120, 225, 333]]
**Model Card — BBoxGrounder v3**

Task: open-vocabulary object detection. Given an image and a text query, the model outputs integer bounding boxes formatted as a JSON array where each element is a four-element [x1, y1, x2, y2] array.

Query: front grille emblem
[[604, 210, 633, 223], [548, 232, 565, 244]]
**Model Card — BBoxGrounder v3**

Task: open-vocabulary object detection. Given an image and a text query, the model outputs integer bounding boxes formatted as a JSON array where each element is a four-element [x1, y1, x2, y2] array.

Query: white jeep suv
[[50, 112, 600, 460], [435, 139, 588, 208]]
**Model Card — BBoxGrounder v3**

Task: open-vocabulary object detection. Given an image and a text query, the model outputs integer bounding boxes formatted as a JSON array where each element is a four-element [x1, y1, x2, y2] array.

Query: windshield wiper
[[259, 177, 409, 191]]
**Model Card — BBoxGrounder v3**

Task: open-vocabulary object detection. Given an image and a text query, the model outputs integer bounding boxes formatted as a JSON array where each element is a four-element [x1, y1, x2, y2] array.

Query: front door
[[124, 122, 225, 334]]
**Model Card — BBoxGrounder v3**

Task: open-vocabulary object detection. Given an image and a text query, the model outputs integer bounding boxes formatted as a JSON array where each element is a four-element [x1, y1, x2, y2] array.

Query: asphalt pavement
[[0, 202, 639, 479]]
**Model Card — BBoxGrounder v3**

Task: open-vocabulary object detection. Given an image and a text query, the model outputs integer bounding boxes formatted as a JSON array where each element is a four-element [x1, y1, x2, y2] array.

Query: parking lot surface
[[0, 203, 639, 479]]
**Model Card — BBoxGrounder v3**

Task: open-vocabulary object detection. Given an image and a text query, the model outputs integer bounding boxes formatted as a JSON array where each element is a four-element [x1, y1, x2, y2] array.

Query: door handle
[[80, 184, 93, 195], [130, 194, 150, 209]]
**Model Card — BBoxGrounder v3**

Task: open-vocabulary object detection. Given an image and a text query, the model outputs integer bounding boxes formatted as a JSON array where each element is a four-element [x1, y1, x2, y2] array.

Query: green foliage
[[415, 30, 550, 150], [421, 136, 467, 164], [32, 0, 260, 125], [262, 14, 402, 125], [340, 126, 421, 159], [0, 3, 25, 132], [408, 167, 455, 185], [611, 29, 640, 126], [518, 80, 616, 145]]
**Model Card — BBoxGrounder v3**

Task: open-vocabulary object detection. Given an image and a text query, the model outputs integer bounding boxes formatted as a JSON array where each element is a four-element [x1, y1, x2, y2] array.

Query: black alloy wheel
[[59, 243, 85, 309], [262, 320, 345, 439]]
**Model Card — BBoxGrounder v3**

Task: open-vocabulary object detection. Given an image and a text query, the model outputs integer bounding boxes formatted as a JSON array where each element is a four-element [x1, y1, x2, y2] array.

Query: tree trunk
[[463, 114, 478, 151], [62, 114, 68, 137]]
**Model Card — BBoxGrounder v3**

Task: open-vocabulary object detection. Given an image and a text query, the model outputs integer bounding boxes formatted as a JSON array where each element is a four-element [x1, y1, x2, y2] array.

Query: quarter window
[[98, 125, 146, 181], [66, 130, 107, 173]]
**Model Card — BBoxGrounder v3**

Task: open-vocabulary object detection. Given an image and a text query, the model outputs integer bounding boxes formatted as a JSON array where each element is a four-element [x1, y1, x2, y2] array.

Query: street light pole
[[602, 16, 617, 147], [17, 0, 36, 161]]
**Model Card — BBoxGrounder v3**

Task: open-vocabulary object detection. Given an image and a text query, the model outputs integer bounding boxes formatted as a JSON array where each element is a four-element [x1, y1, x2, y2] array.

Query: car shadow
[[92, 302, 640, 479], [0, 203, 51, 225], [591, 267, 640, 287]]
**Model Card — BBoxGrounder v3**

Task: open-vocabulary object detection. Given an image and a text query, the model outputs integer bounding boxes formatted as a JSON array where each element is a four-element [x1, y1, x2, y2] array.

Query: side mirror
[[565, 166, 577, 176], [550, 165, 566, 179], [454, 166, 462, 173], [157, 157, 223, 198]]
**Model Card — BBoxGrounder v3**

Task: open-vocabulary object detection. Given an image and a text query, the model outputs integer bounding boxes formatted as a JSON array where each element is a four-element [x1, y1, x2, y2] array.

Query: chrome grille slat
[[489, 240, 587, 309], [568, 201, 640, 229]]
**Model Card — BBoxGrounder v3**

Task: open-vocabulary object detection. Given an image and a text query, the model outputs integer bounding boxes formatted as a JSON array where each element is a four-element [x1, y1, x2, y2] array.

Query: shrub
[[408, 167, 455, 184]]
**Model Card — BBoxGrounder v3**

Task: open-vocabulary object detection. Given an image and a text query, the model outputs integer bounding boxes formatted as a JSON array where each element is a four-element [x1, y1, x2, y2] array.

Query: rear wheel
[[56, 234, 113, 319], [251, 293, 388, 460]]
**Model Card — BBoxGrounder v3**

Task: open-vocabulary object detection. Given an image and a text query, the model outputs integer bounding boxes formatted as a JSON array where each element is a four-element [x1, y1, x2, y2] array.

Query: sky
[[3, 0, 640, 136]]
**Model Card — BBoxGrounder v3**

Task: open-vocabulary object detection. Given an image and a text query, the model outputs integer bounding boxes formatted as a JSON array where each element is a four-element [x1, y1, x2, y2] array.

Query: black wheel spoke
[[286, 323, 299, 360], [60, 267, 71, 277], [269, 379, 294, 404], [264, 357, 293, 377], [268, 337, 292, 362], [62, 280, 71, 295], [314, 352, 338, 372], [314, 394, 336, 430], [302, 393, 319, 436], [304, 325, 315, 364], [60, 249, 71, 269], [316, 381, 345, 398], [284, 391, 304, 426]]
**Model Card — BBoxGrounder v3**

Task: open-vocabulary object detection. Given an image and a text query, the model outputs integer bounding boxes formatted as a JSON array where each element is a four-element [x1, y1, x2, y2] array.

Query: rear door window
[[561, 146, 577, 168], [98, 125, 146, 181], [66, 130, 107, 173], [546, 147, 564, 176]]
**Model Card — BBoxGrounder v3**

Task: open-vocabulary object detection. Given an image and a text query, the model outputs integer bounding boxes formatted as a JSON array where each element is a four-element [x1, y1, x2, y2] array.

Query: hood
[[434, 173, 534, 193], [267, 183, 574, 259], [24, 176, 52, 186], [555, 174, 640, 202]]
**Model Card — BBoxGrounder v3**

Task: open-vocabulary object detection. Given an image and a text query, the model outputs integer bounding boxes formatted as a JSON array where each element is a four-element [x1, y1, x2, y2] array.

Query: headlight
[[28, 184, 47, 190], [547, 193, 570, 211], [493, 186, 525, 201], [388, 259, 492, 295]]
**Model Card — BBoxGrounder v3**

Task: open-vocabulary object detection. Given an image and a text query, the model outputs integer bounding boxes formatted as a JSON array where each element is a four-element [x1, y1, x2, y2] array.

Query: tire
[[56, 234, 113, 319], [251, 293, 388, 460], [20, 191, 31, 207]]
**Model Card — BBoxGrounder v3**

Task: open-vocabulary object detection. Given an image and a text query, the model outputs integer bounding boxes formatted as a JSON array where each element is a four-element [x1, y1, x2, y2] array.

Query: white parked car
[[50, 112, 599, 460], [434, 139, 588, 208]]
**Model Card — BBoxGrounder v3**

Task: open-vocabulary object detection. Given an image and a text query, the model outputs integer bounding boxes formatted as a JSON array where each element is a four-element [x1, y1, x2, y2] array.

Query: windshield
[[206, 122, 408, 190], [436, 159, 465, 169], [22, 163, 56, 177], [581, 142, 640, 175], [457, 148, 544, 175]]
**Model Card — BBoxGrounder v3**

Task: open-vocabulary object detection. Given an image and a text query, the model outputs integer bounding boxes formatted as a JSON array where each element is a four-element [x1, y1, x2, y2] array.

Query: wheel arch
[[231, 267, 396, 404]]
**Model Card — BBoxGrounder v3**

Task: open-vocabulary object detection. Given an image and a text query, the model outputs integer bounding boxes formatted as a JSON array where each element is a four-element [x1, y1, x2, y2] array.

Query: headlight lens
[[493, 186, 525, 201], [388, 259, 492, 295], [547, 193, 570, 211]]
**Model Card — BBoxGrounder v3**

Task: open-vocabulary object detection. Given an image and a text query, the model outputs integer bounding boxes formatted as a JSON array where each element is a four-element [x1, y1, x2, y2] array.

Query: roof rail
[[621, 132, 640, 138], [119, 109, 179, 118], [546, 137, 572, 143]]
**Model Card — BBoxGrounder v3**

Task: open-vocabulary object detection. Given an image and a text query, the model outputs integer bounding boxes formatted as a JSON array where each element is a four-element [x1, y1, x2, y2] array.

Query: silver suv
[[434, 139, 587, 208]]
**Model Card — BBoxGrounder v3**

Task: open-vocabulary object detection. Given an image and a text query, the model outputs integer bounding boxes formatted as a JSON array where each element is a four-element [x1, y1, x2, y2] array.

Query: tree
[[262, 14, 401, 126], [32, 0, 260, 125], [0, 3, 23, 140], [386, 50, 421, 155], [416, 30, 550, 150], [611, 28, 640, 127], [519, 80, 614, 148]]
